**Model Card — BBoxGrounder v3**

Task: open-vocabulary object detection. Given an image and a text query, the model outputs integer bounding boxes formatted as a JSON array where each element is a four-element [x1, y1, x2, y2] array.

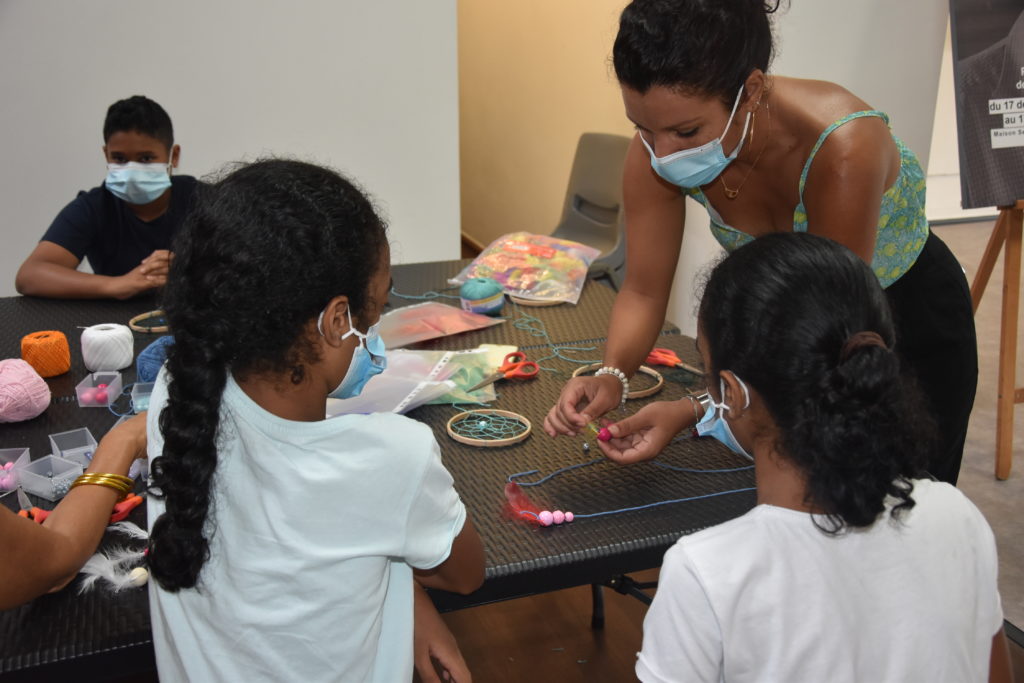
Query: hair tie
[[839, 331, 887, 362]]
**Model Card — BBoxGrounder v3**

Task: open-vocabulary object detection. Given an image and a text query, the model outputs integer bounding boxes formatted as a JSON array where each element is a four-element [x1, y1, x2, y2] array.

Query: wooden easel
[[969, 200, 1023, 480]]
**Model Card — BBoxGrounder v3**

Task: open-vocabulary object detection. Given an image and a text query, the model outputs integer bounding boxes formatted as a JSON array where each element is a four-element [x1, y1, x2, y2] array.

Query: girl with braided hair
[[145, 159, 483, 682]]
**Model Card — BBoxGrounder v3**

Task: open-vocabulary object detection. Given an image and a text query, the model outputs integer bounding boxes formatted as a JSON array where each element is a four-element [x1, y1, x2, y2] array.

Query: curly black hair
[[613, 0, 783, 105], [699, 233, 933, 533], [148, 159, 388, 591]]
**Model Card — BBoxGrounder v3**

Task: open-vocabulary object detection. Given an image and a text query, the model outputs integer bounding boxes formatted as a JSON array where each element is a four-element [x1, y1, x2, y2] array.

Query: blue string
[[389, 285, 461, 301], [510, 302, 601, 371], [508, 456, 755, 520]]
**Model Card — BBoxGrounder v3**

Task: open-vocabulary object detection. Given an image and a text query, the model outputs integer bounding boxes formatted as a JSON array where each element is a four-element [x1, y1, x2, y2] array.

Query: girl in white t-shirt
[[145, 159, 484, 682], [599, 233, 1010, 683]]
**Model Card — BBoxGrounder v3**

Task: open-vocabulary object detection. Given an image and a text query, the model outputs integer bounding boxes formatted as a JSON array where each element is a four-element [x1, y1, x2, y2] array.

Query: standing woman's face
[[622, 85, 740, 158]]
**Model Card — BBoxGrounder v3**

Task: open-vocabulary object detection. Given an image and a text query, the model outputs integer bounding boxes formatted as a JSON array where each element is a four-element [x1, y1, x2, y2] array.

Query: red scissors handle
[[500, 352, 539, 379]]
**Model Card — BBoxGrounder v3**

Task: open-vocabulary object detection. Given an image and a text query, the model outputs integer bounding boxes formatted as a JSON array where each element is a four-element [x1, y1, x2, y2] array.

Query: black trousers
[[885, 231, 978, 484]]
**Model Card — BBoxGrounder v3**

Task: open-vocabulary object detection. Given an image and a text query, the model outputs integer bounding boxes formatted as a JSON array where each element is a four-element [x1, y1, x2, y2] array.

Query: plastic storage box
[[0, 447, 30, 490], [75, 371, 123, 408], [49, 428, 98, 468], [131, 382, 155, 412], [17, 455, 83, 501]]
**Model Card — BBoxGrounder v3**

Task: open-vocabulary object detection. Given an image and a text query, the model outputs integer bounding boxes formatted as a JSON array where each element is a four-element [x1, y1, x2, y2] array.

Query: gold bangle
[[76, 473, 133, 490], [70, 474, 133, 498]]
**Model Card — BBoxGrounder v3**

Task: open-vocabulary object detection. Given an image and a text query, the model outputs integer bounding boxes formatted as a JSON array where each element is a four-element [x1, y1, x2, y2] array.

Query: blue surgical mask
[[321, 307, 387, 400], [695, 375, 752, 460], [105, 160, 173, 205], [638, 85, 751, 188]]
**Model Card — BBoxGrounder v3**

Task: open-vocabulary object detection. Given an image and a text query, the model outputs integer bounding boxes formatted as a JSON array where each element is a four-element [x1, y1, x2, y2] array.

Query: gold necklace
[[720, 100, 771, 200]]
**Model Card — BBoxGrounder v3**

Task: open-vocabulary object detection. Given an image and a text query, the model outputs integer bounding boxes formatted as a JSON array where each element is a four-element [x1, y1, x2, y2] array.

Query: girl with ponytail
[[603, 233, 1008, 682], [146, 159, 483, 682]]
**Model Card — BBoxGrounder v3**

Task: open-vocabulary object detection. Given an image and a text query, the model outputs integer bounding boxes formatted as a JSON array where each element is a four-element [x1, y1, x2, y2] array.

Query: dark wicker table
[[0, 262, 755, 681]]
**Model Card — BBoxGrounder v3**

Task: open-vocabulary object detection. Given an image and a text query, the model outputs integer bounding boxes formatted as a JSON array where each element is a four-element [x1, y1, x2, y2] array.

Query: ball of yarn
[[460, 277, 505, 316], [21, 330, 71, 377], [81, 324, 134, 372], [0, 358, 51, 423], [136, 335, 174, 383]]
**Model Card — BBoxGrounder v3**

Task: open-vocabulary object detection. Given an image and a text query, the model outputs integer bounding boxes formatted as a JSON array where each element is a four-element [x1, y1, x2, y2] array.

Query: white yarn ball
[[81, 324, 134, 372]]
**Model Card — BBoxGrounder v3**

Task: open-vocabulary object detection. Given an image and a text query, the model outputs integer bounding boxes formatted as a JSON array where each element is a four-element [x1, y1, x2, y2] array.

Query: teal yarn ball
[[460, 277, 505, 316]]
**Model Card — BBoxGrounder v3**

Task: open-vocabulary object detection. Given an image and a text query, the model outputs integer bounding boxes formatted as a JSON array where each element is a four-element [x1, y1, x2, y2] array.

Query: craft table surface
[[0, 263, 755, 681]]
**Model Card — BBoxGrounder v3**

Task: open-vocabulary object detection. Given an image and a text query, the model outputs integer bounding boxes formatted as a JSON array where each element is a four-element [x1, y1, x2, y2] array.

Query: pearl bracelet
[[594, 366, 630, 409]]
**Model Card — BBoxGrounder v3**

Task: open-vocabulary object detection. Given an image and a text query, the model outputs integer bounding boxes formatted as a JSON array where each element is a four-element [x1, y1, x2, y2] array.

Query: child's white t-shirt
[[145, 369, 467, 683], [637, 479, 1002, 683]]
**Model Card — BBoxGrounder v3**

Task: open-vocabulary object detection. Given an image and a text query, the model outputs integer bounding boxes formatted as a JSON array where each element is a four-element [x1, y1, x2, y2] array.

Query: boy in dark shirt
[[15, 96, 198, 299]]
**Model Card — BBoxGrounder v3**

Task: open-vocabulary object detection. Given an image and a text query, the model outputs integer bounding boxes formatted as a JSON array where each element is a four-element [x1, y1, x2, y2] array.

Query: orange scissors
[[646, 348, 704, 377], [16, 488, 143, 524], [467, 351, 540, 392]]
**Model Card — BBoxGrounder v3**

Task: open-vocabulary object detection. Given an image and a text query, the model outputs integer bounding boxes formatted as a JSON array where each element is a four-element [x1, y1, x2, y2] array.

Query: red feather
[[504, 482, 542, 525]]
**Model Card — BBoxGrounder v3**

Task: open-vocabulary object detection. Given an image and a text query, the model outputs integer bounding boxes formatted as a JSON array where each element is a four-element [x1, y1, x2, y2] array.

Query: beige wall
[[458, 1, 634, 248]]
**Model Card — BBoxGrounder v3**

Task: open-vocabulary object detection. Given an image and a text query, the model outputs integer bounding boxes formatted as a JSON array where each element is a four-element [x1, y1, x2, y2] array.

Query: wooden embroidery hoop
[[129, 310, 169, 334], [571, 363, 665, 399], [508, 295, 564, 307], [447, 409, 533, 447]]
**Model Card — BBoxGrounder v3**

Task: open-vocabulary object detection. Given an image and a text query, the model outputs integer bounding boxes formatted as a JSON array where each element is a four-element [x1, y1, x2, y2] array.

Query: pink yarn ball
[[538, 510, 554, 526], [0, 358, 51, 423], [94, 389, 109, 404], [80, 389, 97, 404], [564, 512, 574, 522], [552, 510, 565, 525]]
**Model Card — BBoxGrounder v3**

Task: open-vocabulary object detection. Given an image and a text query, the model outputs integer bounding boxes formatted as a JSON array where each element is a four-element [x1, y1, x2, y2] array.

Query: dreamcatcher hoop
[[446, 409, 533, 447]]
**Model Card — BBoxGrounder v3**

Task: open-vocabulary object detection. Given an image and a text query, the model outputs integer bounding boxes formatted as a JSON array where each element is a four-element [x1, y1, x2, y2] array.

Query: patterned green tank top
[[687, 110, 929, 287]]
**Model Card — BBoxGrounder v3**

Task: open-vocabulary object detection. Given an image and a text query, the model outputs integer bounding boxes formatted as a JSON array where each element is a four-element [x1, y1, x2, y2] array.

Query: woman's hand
[[413, 583, 471, 683], [597, 399, 696, 464], [544, 375, 623, 437]]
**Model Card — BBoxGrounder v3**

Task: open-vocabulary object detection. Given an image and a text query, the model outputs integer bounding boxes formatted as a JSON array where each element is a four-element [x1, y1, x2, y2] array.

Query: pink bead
[[552, 510, 565, 525], [564, 512, 574, 522], [597, 427, 612, 442], [2, 462, 13, 470], [0, 475, 10, 489], [80, 389, 96, 404], [94, 390, 109, 404], [538, 510, 554, 526], [97, 383, 108, 389]]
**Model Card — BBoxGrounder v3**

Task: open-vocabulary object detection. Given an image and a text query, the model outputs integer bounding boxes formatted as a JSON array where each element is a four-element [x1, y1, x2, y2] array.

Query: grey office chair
[[550, 132, 632, 290]]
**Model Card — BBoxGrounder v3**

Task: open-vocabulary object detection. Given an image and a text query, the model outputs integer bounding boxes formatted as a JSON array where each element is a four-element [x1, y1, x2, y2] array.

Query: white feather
[[77, 546, 147, 594], [108, 520, 149, 540]]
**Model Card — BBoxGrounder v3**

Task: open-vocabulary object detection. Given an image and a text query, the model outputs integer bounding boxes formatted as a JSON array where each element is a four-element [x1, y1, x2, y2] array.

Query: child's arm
[[15, 241, 165, 299], [413, 581, 472, 683], [990, 628, 1011, 683], [413, 514, 484, 595], [0, 414, 147, 608]]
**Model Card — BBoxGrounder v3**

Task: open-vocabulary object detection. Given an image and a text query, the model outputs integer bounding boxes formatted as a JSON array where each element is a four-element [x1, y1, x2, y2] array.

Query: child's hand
[[413, 583, 471, 683], [544, 374, 623, 437], [597, 399, 692, 464]]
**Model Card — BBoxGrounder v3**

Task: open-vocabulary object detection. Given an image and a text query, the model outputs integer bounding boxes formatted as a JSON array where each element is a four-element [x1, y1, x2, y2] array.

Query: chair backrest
[[550, 133, 632, 262]]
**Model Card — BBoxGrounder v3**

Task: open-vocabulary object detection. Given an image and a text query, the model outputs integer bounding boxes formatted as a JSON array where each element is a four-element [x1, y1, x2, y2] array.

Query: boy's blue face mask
[[105, 160, 173, 205], [637, 85, 751, 188], [320, 307, 387, 400], [695, 375, 752, 460]]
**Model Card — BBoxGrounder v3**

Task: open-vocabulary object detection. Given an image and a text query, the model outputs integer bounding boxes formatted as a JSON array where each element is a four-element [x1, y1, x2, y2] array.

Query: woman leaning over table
[[545, 0, 977, 485]]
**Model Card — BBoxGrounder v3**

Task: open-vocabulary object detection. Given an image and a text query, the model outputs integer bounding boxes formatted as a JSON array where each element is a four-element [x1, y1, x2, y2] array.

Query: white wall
[[666, 0, 949, 337], [0, 0, 460, 298]]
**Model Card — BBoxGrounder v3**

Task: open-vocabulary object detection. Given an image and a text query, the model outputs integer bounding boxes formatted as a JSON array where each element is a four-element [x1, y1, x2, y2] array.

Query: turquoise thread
[[508, 457, 754, 520]]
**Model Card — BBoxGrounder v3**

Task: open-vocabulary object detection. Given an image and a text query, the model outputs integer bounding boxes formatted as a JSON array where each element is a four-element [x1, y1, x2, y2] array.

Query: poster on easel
[[949, 0, 1024, 209]]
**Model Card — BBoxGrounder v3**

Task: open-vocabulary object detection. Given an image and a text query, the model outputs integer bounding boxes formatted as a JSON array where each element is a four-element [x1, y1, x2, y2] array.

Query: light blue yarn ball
[[460, 277, 505, 316], [136, 335, 174, 383]]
